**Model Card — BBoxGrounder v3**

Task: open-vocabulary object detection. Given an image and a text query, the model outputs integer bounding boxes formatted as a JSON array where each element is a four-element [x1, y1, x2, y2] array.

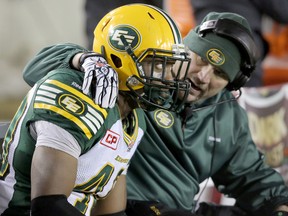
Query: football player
[[0, 4, 190, 216]]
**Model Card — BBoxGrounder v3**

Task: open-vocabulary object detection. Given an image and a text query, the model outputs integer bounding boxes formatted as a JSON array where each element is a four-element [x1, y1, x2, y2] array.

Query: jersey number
[[73, 163, 124, 214]]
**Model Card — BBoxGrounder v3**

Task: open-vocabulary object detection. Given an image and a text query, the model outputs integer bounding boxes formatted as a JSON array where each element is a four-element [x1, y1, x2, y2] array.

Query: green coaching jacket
[[23, 43, 288, 215]]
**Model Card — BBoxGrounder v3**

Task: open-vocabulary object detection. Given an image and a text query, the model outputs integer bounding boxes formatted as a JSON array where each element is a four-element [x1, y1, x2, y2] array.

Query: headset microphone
[[185, 89, 242, 113], [181, 89, 241, 127]]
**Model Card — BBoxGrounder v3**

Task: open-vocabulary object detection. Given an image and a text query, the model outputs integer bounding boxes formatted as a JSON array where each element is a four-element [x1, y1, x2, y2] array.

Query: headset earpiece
[[226, 69, 250, 91]]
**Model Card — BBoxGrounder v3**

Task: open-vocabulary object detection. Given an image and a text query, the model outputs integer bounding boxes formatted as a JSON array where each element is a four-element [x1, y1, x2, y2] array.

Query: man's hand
[[79, 52, 118, 108]]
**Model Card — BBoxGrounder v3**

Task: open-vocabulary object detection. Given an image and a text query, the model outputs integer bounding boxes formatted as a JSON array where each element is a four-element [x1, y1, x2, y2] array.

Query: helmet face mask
[[93, 4, 191, 111], [125, 48, 191, 112]]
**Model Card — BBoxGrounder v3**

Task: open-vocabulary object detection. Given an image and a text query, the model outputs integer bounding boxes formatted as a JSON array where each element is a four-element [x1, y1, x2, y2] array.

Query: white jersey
[[68, 118, 144, 215]]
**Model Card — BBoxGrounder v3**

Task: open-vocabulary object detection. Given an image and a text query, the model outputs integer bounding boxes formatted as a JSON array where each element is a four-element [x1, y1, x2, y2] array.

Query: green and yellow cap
[[184, 12, 253, 82]]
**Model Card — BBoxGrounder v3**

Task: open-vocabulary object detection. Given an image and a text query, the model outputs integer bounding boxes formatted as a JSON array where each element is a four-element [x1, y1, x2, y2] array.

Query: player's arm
[[31, 146, 84, 216], [30, 121, 85, 216], [91, 175, 127, 216], [31, 146, 83, 216]]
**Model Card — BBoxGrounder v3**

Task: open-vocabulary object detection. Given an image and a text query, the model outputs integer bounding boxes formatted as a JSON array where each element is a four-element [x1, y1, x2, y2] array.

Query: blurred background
[[0, 0, 85, 121]]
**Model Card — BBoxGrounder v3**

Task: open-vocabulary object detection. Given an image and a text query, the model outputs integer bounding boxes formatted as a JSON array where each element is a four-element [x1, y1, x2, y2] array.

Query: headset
[[198, 18, 259, 91]]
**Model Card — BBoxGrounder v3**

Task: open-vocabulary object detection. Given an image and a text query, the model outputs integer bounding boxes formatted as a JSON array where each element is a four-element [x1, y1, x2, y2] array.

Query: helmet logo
[[206, 48, 225, 66], [109, 25, 141, 51]]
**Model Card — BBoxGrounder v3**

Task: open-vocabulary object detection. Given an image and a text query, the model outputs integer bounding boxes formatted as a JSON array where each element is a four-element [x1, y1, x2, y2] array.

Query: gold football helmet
[[93, 4, 191, 111]]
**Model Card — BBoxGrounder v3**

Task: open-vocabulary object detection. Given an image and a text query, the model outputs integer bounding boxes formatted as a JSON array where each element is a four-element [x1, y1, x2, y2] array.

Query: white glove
[[79, 52, 118, 108]]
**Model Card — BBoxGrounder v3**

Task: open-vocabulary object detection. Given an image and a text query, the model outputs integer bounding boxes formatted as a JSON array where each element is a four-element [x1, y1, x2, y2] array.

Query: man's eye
[[196, 56, 208, 65], [154, 62, 163, 70], [214, 69, 229, 80], [201, 57, 207, 63]]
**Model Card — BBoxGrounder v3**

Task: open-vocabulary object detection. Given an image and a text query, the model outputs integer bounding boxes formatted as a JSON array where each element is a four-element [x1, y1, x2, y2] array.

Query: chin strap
[[144, 86, 174, 109]]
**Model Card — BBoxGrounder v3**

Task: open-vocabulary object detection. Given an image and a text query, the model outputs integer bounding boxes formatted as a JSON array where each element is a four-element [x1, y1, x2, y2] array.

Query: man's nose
[[164, 66, 174, 81], [196, 67, 213, 83]]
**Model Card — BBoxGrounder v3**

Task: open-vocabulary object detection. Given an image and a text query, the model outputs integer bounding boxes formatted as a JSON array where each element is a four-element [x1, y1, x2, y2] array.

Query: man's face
[[176, 49, 229, 103], [140, 57, 175, 105], [136, 56, 190, 111]]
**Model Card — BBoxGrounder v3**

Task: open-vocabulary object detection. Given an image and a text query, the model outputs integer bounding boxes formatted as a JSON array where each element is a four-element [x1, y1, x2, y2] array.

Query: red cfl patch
[[100, 130, 120, 150]]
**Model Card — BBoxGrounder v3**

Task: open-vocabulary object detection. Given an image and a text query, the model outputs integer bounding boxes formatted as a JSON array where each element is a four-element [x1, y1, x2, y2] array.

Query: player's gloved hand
[[79, 52, 118, 108]]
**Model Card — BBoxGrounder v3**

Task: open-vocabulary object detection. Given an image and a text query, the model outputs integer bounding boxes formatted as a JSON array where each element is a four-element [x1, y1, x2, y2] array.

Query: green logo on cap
[[206, 49, 225, 66], [108, 25, 141, 52]]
